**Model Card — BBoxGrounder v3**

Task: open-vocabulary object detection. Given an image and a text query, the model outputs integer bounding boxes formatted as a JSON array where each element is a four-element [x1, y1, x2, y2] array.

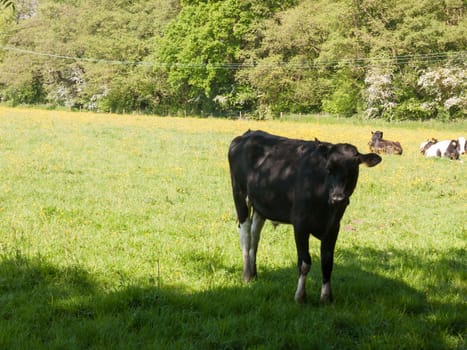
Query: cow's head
[[420, 138, 438, 154], [446, 140, 460, 160], [319, 143, 381, 205], [371, 131, 384, 142]]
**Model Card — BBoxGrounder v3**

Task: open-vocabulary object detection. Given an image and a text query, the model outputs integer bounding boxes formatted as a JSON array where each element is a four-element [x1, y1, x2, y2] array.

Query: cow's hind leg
[[231, 176, 253, 282], [238, 216, 252, 282], [239, 208, 264, 282], [248, 210, 265, 279]]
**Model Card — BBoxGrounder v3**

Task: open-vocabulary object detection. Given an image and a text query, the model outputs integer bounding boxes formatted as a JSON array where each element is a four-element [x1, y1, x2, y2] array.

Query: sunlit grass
[[0, 106, 465, 349]]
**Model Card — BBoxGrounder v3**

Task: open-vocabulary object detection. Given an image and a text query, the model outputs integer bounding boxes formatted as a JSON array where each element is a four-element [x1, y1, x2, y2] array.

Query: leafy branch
[[1, 0, 15, 10]]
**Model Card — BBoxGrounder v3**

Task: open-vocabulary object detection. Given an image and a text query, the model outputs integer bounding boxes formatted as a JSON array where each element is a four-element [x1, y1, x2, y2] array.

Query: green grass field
[[0, 107, 465, 349]]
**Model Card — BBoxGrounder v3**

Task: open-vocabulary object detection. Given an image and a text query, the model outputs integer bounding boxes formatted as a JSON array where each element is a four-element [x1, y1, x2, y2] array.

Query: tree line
[[0, 0, 465, 120]]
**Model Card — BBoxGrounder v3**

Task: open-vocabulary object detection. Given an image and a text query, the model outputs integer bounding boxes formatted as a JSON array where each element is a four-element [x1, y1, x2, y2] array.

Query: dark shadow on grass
[[0, 247, 464, 349]]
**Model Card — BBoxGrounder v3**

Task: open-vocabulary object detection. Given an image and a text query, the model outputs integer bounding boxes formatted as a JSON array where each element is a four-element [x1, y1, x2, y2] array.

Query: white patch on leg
[[295, 275, 307, 303], [238, 218, 252, 281], [320, 281, 333, 303], [294, 262, 310, 304], [238, 219, 251, 251]]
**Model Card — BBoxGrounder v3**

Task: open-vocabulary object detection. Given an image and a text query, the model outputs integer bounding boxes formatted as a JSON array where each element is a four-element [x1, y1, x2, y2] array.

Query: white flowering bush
[[46, 66, 87, 109], [363, 60, 466, 121], [363, 67, 397, 120], [417, 64, 466, 119]]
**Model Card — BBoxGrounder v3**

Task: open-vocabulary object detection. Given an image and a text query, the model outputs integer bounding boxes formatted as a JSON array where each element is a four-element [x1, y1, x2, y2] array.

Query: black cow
[[228, 130, 382, 303]]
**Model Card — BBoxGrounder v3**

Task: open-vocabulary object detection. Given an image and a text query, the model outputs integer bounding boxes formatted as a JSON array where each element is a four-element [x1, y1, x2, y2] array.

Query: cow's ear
[[317, 143, 330, 158], [359, 153, 382, 167]]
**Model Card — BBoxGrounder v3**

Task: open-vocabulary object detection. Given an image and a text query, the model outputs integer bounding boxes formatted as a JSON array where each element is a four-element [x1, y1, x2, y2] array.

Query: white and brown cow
[[421, 138, 462, 160]]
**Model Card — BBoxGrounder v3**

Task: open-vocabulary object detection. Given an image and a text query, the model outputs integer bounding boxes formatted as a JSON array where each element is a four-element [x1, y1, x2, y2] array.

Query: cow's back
[[229, 130, 316, 176], [228, 130, 320, 223]]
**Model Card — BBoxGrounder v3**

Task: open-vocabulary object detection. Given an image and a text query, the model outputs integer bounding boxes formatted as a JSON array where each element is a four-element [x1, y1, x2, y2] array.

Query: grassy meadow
[[0, 106, 465, 349]]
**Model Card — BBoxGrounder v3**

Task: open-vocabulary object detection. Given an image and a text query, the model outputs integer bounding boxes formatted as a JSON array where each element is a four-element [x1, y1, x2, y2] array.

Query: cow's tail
[[229, 173, 251, 225], [228, 138, 251, 225]]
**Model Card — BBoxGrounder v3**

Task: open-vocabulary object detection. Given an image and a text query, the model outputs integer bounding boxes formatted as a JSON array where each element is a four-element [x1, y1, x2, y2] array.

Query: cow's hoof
[[242, 272, 256, 283], [320, 283, 333, 303], [319, 292, 333, 304], [294, 291, 307, 304]]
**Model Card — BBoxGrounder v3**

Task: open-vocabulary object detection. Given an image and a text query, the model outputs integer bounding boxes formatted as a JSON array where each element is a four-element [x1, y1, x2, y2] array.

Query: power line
[[0, 45, 465, 69], [0, 45, 155, 66]]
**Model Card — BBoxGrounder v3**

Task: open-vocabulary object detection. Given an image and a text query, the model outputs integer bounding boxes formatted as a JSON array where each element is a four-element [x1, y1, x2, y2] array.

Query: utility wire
[[0, 45, 465, 69], [0, 45, 155, 66]]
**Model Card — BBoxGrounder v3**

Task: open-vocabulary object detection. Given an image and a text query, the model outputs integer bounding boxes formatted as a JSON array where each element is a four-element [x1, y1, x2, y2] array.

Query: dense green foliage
[[0, 107, 465, 348], [0, 0, 180, 113], [0, 0, 466, 119]]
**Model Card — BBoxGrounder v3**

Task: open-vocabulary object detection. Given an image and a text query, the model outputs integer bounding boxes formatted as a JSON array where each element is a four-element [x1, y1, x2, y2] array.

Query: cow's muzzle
[[329, 193, 346, 204]]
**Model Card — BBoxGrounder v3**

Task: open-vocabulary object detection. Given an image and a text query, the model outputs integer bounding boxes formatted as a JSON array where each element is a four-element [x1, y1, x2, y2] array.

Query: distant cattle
[[422, 139, 460, 160], [228, 130, 382, 303], [420, 138, 438, 155], [458, 137, 466, 154], [368, 131, 403, 155]]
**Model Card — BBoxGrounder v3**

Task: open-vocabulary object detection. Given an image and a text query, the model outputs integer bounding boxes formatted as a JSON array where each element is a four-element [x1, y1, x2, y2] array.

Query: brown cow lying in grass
[[368, 131, 403, 155]]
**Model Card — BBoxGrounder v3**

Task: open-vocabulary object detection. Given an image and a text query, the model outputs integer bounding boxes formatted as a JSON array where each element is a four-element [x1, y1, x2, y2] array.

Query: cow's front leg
[[294, 227, 311, 304], [295, 261, 311, 304], [238, 217, 252, 282], [249, 211, 265, 279], [320, 237, 337, 303]]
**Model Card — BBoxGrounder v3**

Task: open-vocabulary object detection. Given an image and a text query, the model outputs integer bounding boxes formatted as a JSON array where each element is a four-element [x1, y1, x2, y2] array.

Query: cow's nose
[[330, 193, 346, 204]]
